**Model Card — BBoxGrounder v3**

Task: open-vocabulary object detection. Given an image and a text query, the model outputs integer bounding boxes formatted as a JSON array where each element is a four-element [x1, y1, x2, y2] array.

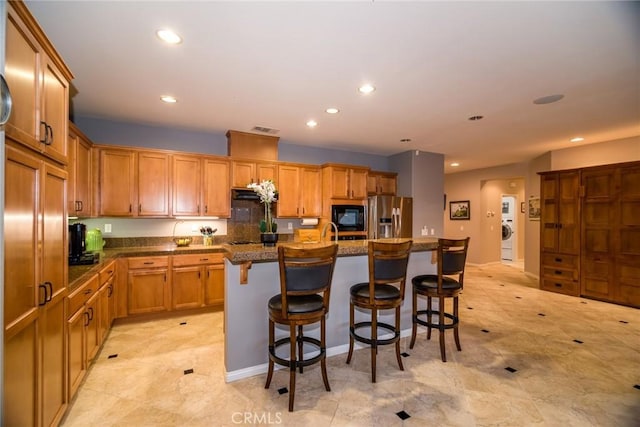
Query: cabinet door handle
[[555, 270, 562, 275], [129, 204, 132, 213], [47, 124, 53, 145], [38, 283, 48, 306], [200, 258, 209, 262], [84, 288, 92, 295], [84, 312, 90, 327], [139, 204, 142, 213], [205, 205, 208, 214], [143, 261, 154, 265], [45, 282, 53, 303], [108, 284, 113, 297], [39, 121, 48, 144], [198, 271, 201, 279], [88, 307, 94, 321], [554, 257, 562, 262], [554, 283, 562, 288]]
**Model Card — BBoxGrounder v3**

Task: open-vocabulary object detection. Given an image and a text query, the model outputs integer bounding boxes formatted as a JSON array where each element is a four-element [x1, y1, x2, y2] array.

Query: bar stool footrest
[[269, 336, 325, 369], [350, 321, 400, 346], [414, 309, 458, 331]]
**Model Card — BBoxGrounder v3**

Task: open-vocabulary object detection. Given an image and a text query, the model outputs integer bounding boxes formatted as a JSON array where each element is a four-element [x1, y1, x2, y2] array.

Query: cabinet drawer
[[68, 274, 99, 315], [172, 253, 223, 267], [541, 253, 578, 269], [541, 278, 579, 296], [542, 266, 579, 281], [128, 256, 169, 269], [99, 261, 116, 285]]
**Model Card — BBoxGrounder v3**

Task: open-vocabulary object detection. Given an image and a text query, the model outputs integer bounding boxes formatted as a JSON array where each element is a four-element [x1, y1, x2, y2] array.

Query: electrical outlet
[[421, 228, 428, 236], [104, 224, 112, 233], [288, 222, 293, 230], [430, 228, 435, 235]]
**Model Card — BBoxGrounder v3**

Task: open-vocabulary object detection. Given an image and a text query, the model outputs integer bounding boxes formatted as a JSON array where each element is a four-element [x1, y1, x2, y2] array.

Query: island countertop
[[68, 237, 438, 290]]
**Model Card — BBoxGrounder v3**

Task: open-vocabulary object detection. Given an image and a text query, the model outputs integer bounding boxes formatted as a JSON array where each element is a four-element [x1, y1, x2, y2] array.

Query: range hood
[[232, 189, 261, 200]]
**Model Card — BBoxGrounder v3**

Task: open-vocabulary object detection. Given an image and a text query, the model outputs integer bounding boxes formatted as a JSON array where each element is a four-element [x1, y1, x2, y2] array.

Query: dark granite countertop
[[68, 238, 438, 291]]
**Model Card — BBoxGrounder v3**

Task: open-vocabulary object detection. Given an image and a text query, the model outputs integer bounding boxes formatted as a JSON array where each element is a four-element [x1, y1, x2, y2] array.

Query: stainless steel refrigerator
[[368, 196, 413, 239]]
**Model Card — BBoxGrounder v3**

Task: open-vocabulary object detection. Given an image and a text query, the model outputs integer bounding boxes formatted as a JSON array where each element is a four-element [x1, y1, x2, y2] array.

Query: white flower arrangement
[[247, 180, 278, 233]]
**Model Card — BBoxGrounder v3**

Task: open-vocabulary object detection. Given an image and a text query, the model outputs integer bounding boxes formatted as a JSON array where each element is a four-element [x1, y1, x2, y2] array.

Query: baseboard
[[225, 327, 416, 383]]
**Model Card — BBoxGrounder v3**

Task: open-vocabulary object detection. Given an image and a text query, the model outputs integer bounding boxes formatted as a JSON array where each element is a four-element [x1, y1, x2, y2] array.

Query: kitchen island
[[223, 237, 438, 382], [67, 238, 439, 383]]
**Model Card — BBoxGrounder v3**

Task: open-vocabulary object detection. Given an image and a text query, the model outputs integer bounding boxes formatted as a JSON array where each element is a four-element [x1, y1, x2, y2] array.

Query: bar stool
[[346, 239, 412, 382], [410, 237, 470, 362], [265, 244, 339, 412]]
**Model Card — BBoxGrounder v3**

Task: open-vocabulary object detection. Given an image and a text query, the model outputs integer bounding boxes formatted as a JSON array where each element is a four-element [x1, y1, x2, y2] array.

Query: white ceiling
[[25, 1, 640, 173]]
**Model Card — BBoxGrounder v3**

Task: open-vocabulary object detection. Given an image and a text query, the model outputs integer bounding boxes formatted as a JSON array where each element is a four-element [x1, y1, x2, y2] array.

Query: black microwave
[[331, 204, 366, 232]]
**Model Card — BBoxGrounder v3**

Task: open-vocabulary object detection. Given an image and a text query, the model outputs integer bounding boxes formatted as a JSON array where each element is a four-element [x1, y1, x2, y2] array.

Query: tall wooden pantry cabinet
[[4, 1, 74, 426], [539, 161, 640, 308]]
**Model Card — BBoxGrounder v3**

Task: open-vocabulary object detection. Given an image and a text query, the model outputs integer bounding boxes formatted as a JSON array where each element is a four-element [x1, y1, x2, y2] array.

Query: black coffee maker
[[69, 223, 97, 265]]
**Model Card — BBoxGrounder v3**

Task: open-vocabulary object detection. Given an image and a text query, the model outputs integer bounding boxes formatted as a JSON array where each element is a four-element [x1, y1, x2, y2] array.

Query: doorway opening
[[501, 195, 517, 263]]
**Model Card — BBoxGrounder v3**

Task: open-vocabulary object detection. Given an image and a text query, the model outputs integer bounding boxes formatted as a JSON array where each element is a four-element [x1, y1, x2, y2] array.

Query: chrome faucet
[[321, 222, 339, 243]]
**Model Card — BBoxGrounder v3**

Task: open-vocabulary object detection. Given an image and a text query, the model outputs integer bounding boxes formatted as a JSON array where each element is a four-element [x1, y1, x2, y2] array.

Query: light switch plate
[[104, 224, 112, 233]]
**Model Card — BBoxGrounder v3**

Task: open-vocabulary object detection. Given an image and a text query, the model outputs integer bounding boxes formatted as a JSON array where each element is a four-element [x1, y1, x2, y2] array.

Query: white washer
[[501, 196, 515, 261]]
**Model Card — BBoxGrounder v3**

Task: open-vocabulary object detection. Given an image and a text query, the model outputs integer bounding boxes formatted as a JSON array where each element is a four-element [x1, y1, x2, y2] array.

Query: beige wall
[[444, 136, 639, 277]]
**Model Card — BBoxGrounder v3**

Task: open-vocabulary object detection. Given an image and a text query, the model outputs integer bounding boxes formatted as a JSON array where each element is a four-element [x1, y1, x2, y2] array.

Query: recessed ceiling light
[[468, 115, 483, 121], [325, 107, 339, 114], [533, 94, 564, 105], [358, 84, 375, 94], [450, 162, 460, 167], [570, 137, 585, 143], [160, 95, 177, 103], [156, 29, 182, 44], [306, 120, 317, 128], [400, 138, 412, 143]]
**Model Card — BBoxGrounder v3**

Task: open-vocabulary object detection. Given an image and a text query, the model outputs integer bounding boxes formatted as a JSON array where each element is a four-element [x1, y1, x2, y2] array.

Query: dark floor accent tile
[[481, 329, 490, 333], [500, 284, 505, 287], [184, 368, 194, 375], [634, 384, 640, 390], [467, 307, 474, 310], [515, 296, 522, 299], [277, 387, 288, 395], [573, 339, 584, 344], [538, 313, 546, 317], [396, 411, 411, 420], [505, 367, 517, 373], [180, 321, 187, 325], [401, 352, 410, 357], [620, 320, 629, 324], [108, 354, 118, 359], [581, 301, 588, 304]]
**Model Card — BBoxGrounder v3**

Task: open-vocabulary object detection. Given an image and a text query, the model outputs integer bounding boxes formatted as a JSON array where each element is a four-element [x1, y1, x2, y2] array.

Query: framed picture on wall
[[528, 197, 541, 220], [521, 202, 526, 213], [449, 200, 470, 220]]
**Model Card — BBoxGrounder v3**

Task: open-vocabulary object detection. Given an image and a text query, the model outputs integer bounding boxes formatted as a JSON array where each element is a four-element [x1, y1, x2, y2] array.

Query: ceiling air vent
[[251, 126, 279, 135]]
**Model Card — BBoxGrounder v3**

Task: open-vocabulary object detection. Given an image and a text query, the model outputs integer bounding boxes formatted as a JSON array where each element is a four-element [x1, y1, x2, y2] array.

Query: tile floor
[[61, 262, 640, 426]]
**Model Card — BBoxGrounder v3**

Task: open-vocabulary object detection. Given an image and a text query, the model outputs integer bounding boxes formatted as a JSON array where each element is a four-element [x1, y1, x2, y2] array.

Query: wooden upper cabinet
[[231, 160, 277, 188], [276, 164, 321, 218], [99, 147, 170, 217], [99, 148, 136, 216], [68, 123, 93, 217], [172, 155, 230, 217], [5, 2, 72, 165], [322, 164, 369, 200], [137, 151, 170, 216], [203, 157, 230, 217], [368, 171, 397, 195], [172, 155, 202, 216]]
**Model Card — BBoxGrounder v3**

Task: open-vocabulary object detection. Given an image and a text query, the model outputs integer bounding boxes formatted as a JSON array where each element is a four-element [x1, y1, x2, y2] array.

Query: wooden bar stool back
[[346, 239, 412, 382], [410, 237, 470, 362], [265, 244, 339, 411]]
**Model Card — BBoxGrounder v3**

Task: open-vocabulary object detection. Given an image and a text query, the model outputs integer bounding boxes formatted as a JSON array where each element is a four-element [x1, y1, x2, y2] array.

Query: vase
[[260, 233, 278, 247]]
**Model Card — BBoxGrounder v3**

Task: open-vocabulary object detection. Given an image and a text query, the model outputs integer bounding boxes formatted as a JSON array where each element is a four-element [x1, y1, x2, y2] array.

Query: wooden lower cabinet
[[172, 253, 225, 309], [127, 256, 170, 314]]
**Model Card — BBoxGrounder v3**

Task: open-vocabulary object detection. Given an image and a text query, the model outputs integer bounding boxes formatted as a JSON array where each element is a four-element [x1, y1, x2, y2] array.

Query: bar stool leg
[[289, 324, 297, 412], [410, 288, 418, 349], [297, 325, 304, 373], [427, 296, 433, 340], [346, 301, 355, 364], [265, 319, 275, 389], [439, 296, 447, 362], [394, 305, 404, 371], [320, 316, 331, 391], [453, 295, 461, 351], [371, 308, 377, 383]]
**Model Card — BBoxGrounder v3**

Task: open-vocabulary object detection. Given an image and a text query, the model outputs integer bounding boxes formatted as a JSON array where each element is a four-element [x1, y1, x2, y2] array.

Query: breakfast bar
[[223, 238, 438, 382]]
